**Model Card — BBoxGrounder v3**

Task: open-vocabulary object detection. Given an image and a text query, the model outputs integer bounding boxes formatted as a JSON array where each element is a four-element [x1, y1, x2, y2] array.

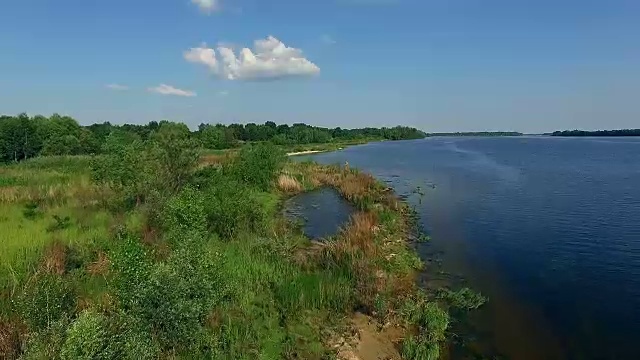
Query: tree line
[[551, 129, 640, 137], [0, 113, 426, 162]]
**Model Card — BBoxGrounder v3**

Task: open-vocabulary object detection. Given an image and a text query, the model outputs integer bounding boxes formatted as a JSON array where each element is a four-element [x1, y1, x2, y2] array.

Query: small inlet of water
[[283, 187, 355, 240]]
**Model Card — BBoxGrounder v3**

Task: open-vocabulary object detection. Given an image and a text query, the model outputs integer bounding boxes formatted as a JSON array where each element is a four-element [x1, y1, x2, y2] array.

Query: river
[[300, 136, 640, 360]]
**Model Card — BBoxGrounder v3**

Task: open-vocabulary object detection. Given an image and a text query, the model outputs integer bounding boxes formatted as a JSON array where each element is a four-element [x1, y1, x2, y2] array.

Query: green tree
[[147, 122, 199, 194]]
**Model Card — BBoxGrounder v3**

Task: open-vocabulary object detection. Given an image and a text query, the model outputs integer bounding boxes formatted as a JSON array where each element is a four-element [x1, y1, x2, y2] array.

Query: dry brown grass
[[87, 251, 110, 277], [277, 174, 302, 193], [199, 152, 234, 168], [0, 318, 24, 360], [0, 181, 102, 206], [339, 212, 379, 257], [40, 240, 67, 275], [297, 164, 381, 207]]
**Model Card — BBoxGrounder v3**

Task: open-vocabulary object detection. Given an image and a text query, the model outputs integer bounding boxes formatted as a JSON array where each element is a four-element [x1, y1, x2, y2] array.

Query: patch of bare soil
[[333, 313, 404, 360]]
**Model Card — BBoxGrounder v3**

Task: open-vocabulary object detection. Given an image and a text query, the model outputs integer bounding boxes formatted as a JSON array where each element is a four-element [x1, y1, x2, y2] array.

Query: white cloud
[[184, 36, 320, 81], [106, 83, 128, 91], [218, 90, 229, 96], [191, 0, 220, 13], [184, 44, 218, 70], [148, 84, 196, 97], [320, 35, 337, 45]]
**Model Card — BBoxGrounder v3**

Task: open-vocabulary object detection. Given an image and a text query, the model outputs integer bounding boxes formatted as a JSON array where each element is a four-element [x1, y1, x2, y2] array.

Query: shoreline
[[280, 161, 482, 359], [286, 150, 326, 156]]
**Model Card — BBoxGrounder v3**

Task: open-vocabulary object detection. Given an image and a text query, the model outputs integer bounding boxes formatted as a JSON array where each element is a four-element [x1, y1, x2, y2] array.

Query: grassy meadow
[[0, 128, 482, 359]]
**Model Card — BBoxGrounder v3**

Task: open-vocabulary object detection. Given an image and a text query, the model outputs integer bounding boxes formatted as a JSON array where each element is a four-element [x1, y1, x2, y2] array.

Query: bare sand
[[286, 150, 325, 156]]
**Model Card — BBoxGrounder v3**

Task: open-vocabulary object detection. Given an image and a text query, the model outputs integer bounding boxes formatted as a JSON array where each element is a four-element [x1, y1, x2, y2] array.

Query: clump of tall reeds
[[277, 174, 302, 193]]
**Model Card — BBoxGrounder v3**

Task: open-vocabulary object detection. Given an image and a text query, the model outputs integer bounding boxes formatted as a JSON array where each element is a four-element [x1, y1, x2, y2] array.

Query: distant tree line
[[426, 131, 523, 137], [0, 113, 426, 162], [551, 129, 640, 137]]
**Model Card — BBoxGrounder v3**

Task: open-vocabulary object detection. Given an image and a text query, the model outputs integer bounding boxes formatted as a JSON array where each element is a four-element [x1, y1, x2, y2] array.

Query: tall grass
[[0, 203, 113, 288]]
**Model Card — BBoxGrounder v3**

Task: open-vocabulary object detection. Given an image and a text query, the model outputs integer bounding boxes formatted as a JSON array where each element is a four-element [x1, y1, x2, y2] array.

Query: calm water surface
[[303, 137, 640, 360], [283, 187, 355, 240]]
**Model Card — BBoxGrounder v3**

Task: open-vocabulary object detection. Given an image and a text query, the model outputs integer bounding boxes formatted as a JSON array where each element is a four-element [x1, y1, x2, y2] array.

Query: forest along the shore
[[0, 115, 483, 359], [0, 113, 425, 162]]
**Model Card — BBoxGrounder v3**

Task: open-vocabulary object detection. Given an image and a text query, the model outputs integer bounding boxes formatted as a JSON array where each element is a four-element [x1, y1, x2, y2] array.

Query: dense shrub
[[60, 311, 113, 360], [146, 123, 199, 194], [21, 318, 68, 360], [14, 274, 75, 331], [228, 143, 285, 191], [91, 131, 147, 206], [111, 314, 161, 360], [200, 177, 271, 239], [91, 124, 198, 209], [162, 185, 207, 238], [111, 235, 226, 352]]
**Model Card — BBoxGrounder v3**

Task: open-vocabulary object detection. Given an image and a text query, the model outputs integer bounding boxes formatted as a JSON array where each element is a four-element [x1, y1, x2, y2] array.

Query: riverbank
[[286, 150, 326, 156], [279, 161, 485, 359], [0, 143, 479, 359]]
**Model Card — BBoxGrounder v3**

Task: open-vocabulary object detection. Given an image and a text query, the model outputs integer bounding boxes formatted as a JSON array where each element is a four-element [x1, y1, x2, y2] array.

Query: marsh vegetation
[[0, 119, 481, 359]]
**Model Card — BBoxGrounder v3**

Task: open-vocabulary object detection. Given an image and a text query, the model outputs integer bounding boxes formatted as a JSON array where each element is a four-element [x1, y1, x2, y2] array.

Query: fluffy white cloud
[[106, 83, 128, 90], [184, 45, 218, 70], [148, 84, 196, 97], [191, 0, 220, 13], [184, 36, 320, 81]]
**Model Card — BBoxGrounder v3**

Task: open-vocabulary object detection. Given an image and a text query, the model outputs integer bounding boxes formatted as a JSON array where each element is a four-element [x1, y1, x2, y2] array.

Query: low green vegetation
[[0, 119, 482, 359]]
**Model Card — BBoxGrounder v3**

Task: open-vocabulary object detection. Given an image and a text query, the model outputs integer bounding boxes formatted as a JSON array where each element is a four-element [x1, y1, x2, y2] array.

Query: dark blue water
[[303, 137, 640, 360], [283, 187, 355, 240]]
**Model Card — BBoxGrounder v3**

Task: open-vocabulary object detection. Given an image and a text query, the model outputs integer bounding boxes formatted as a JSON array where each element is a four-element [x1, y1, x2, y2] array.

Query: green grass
[[207, 233, 348, 359], [0, 203, 114, 288], [0, 148, 482, 359], [0, 156, 123, 288]]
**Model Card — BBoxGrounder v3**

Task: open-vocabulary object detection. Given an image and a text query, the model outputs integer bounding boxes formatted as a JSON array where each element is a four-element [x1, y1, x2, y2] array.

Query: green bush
[[60, 311, 112, 360], [402, 334, 440, 360], [400, 294, 450, 360], [111, 235, 227, 352], [228, 143, 285, 191], [112, 314, 161, 360], [46, 215, 72, 233], [202, 178, 271, 239], [146, 123, 199, 194], [22, 201, 44, 220], [14, 274, 76, 331], [141, 248, 224, 350], [21, 318, 68, 360], [91, 131, 147, 207], [162, 185, 207, 238]]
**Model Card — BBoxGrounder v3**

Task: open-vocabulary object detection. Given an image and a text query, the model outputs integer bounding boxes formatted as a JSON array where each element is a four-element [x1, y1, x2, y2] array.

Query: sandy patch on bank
[[286, 150, 324, 156], [334, 313, 403, 360]]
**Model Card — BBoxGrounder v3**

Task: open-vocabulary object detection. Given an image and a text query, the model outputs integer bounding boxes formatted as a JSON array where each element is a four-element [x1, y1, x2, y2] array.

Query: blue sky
[[1, 0, 638, 132]]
